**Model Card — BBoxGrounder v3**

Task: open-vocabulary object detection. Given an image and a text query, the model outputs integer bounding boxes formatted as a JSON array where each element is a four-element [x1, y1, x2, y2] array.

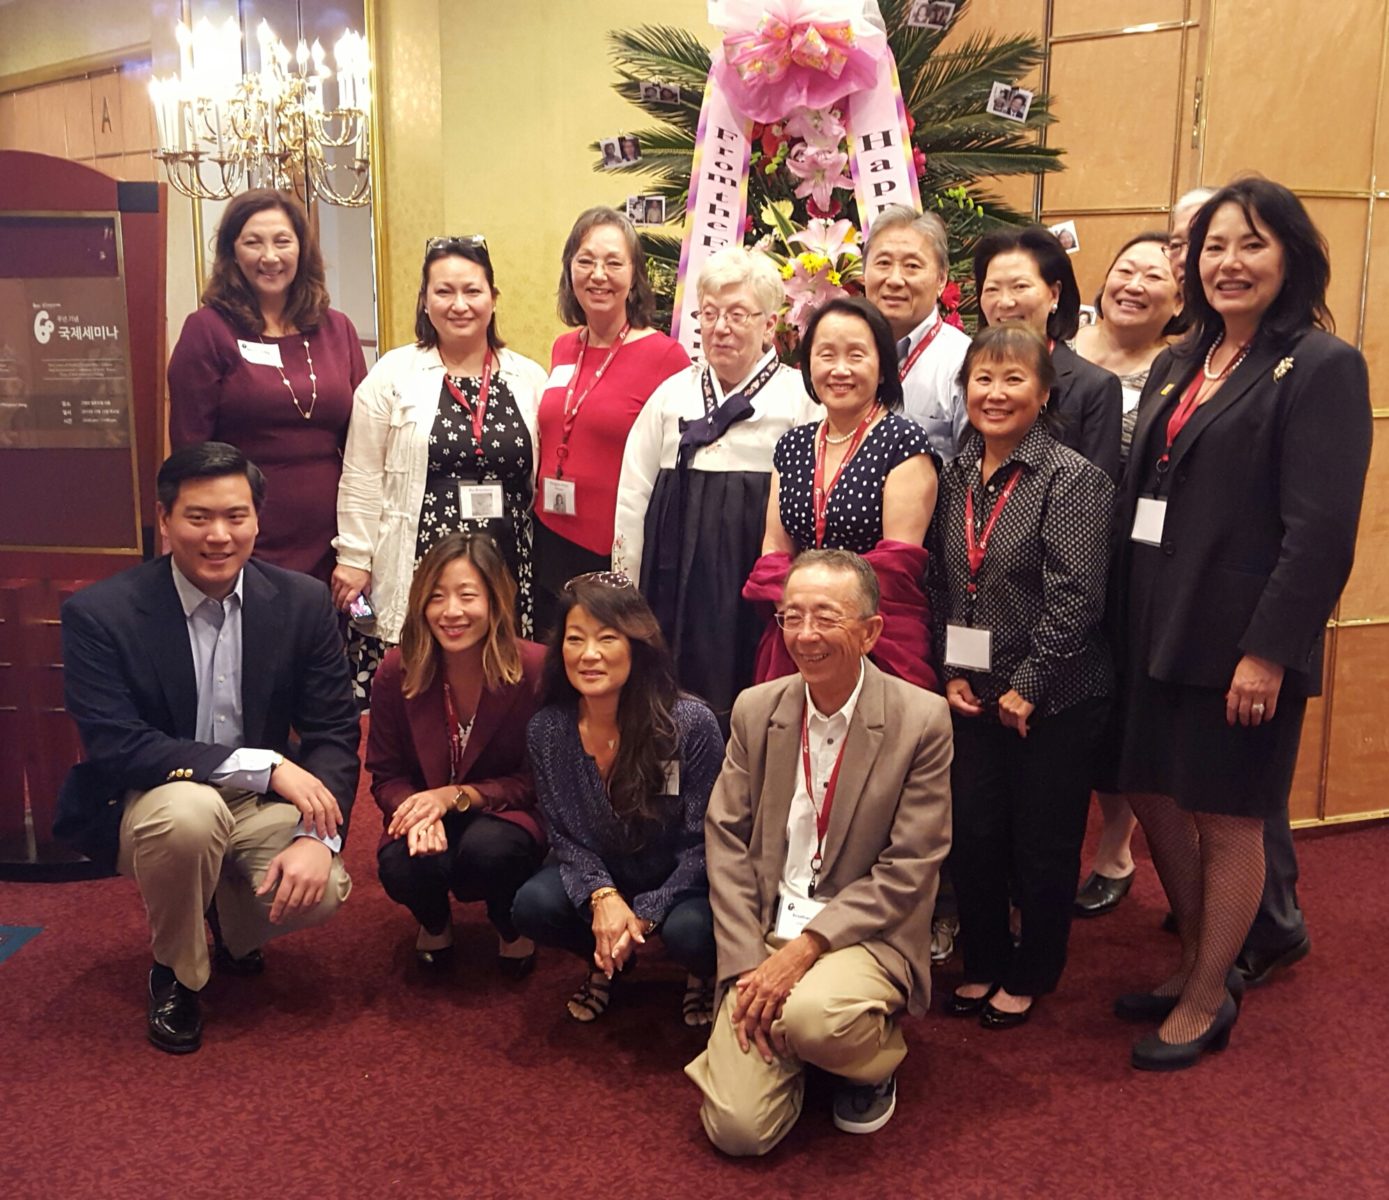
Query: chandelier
[[148, 18, 373, 207]]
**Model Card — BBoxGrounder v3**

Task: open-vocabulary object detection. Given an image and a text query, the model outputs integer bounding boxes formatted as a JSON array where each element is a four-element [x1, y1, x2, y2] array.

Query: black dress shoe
[[1131, 994, 1237, 1071], [496, 950, 535, 980], [944, 984, 998, 1017], [1114, 968, 1246, 1023], [1074, 871, 1135, 917], [213, 942, 265, 977], [148, 969, 202, 1055], [1235, 934, 1310, 987], [980, 999, 1032, 1030]]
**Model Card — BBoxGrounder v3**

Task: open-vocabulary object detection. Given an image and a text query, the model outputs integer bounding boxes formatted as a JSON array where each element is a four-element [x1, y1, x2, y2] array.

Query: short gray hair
[[1171, 187, 1217, 229], [697, 246, 785, 315], [784, 548, 880, 616], [864, 204, 950, 275]]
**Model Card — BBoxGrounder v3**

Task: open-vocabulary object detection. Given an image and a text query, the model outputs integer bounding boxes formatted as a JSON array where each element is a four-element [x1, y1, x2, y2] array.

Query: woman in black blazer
[[973, 226, 1123, 482], [1109, 178, 1371, 1070]]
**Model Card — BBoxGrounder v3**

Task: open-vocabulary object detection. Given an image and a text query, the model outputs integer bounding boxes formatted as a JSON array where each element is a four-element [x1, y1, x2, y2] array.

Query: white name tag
[[545, 363, 576, 391], [661, 760, 680, 795], [1131, 497, 1168, 546], [944, 624, 992, 671], [773, 889, 827, 940], [458, 483, 503, 521], [542, 477, 576, 515], [237, 339, 283, 367]]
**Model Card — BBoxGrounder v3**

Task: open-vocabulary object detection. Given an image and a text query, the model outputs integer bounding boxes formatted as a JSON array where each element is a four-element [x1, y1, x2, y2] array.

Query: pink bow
[[725, 15, 856, 84]]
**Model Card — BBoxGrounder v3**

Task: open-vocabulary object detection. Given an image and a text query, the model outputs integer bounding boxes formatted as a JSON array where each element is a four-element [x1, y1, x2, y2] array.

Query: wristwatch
[[453, 785, 472, 813], [268, 752, 285, 770]]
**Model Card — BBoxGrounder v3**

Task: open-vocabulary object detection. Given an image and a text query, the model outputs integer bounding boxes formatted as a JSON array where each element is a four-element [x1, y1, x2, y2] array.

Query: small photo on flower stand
[[989, 82, 1033, 123], [626, 195, 646, 222], [909, 1, 956, 30], [600, 138, 623, 169], [644, 195, 666, 224], [619, 134, 642, 163], [658, 83, 680, 103], [1049, 220, 1080, 254], [1078, 304, 1098, 329], [640, 82, 660, 102]]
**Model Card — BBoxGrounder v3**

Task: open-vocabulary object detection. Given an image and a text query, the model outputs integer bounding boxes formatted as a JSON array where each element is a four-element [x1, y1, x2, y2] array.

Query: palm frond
[[607, 25, 712, 87]]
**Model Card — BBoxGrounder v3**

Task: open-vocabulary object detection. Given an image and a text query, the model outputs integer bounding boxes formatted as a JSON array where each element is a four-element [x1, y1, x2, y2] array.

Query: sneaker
[[930, 915, 958, 964], [832, 1074, 897, 1134]]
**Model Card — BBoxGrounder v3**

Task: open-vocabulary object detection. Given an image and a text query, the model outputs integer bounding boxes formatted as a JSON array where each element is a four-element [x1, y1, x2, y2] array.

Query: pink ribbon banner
[[847, 55, 920, 232]]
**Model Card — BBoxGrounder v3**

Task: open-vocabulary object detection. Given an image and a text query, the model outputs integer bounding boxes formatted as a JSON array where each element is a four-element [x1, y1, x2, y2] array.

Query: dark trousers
[[950, 698, 1107, 996], [1244, 803, 1306, 953], [511, 863, 718, 978], [377, 810, 542, 942]]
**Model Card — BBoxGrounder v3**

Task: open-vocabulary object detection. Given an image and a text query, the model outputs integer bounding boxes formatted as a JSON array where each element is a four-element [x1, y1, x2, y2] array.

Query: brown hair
[[415, 237, 506, 353], [399, 533, 522, 699], [202, 189, 330, 335], [556, 206, 656, 328]]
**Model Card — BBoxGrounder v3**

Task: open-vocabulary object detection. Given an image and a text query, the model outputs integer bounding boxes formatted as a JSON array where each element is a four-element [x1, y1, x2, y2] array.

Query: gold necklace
[[263, 335, 318, 420]]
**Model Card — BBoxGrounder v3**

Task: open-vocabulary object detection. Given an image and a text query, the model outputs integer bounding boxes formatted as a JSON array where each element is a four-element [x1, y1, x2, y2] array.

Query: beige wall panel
[[11, 88, 43, 154], [117, 62, 153, 154], [0, 0, 150, 82], [119, 151, 157, 182], [1300, 198, 1367, 347], [91, 70, 125, 159], [1324, 623, 1389, 820], [1037, 210, 1169, 302], [1201, 0, 1381, 192], [1360, 203, 1389, 400], [35, 81, 68, 158], [1043, 32, 1184, 213], [0, 92, 16, 148], [1173, 21, 1201, 191], [1052, 0, 1187, 38], [1289, 694, 1326, 824], [61, 77, 94, 161], [1338, 419, 1389, 620]]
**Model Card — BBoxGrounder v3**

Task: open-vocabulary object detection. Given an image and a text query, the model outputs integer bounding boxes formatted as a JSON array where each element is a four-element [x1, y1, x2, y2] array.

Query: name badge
[[542, 477, 576, 516], [944, 624, 992, 672], [237, 339, 283, 368], [545, 363, 576, 391], [458, 483, 503, 521], [1131, 497, 1168, 546], [773, 889, 827, 941], [661, 760, 680, 795]]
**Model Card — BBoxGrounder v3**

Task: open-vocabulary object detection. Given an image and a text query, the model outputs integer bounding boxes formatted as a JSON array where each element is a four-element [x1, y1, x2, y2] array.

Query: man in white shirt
[[686, 549, 953, 1155], [56, 442, 359, 1053], [864, 204, 972, 461]]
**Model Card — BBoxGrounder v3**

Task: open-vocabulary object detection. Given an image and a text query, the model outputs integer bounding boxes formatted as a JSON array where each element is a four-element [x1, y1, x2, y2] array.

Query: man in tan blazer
[[686, 549, 952, 1155]]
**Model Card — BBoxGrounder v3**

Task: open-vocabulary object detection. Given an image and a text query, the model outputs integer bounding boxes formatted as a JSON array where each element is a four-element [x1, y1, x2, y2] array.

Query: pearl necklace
[[263, 335, 318, 420], [824, 406, 878, 444], [1203, 334, 1250, 382]]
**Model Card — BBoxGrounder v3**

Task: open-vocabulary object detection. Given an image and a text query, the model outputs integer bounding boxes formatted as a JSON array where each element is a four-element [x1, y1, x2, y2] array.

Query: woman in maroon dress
[[167, 189, 367, 583]]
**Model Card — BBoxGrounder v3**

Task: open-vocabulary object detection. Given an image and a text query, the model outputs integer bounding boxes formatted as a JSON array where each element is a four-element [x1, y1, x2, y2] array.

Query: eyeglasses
[[572, 255, 631, 275], [1167, 237, 1188, 256], [563, 570, 635, 592], [774, 610, 859, 633], [698, 307, 766, 330], [427, 234, 489, 255]]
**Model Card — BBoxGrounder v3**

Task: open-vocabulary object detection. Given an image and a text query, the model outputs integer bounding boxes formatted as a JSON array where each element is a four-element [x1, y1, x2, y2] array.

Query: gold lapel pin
[[1274, 356, 1295, 381], [1160, 383, 1175, 395]]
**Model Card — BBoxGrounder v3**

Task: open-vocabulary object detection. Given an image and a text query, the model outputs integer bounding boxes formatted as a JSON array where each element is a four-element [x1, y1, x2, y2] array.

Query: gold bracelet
[[590, 886, 620, 905], [453, 786, 471, 813]]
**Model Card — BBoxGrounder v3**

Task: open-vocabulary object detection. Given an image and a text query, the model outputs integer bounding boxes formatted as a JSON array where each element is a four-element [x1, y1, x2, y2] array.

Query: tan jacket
[[705, 659, 953, 1016]]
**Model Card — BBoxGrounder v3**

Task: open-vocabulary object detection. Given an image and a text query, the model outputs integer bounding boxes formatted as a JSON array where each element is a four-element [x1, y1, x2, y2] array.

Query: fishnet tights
[[1129, 793, 1265, 1043]]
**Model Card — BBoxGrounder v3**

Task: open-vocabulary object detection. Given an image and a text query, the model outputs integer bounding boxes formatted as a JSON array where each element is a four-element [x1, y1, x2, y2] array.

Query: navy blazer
[[1051, 341, 1123, 483], [1111, 328, 1371, 696], [54, 555, 361, 868]]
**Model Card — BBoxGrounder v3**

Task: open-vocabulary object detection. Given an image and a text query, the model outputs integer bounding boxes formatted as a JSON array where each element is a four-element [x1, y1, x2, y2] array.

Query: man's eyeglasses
[[698, 307, 765, 330], [774, 610, 858, 633], [564, 570, 635, 592], [427, 234, 489, 255]]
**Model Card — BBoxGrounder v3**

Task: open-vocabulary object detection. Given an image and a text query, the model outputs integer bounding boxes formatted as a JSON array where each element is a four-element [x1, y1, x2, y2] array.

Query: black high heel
[[1131, 993, 1238, 1071], [945, 983, 999, 1017], [1114, 968, 1245, 1023]]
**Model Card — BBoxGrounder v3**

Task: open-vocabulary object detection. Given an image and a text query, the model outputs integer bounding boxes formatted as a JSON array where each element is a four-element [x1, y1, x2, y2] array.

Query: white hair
[[697, 245, 784, 314]]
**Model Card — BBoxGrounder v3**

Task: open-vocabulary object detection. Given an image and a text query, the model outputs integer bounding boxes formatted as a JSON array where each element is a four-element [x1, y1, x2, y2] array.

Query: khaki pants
[[117, 782, 352, 991], [685, 943, 907, 1157]]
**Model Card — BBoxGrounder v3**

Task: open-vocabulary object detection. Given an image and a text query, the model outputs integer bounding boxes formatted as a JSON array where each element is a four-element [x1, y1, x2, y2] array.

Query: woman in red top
[[533, 207, 690, 635], [167, 189, 367, 584]]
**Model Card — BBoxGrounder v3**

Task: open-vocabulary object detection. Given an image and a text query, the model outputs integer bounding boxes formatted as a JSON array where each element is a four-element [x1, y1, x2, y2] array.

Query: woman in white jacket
[[333, 236, 546, 697]]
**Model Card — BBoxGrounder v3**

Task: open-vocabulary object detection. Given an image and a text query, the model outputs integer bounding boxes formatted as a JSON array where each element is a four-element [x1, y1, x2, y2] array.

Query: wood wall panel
[[1359, 206, 1389, 404], [1324, 624, 1389, 819], [1052, 0, 1187, 37], [1201, 0, 1382, 192], [1299, 198, 1368, 347], [1289, 693, 1326, 825], [1043, 31, 1185, 212], [1339, 419, 1389, 621]]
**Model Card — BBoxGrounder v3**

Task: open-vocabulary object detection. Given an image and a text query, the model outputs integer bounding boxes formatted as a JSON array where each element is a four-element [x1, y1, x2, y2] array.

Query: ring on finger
[[1252, 701, 1266, 715]]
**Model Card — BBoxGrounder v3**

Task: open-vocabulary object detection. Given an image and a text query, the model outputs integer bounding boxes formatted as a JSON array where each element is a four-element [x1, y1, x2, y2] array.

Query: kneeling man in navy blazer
[[55, 442, 360, 1054], [686, 549, 953, 1154]]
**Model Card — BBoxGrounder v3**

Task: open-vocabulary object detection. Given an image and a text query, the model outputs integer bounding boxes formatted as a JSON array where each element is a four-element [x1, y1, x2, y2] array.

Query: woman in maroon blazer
[[366, 532, 546, 974]]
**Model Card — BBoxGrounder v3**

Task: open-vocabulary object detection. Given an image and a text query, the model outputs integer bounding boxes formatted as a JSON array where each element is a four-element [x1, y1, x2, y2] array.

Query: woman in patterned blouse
[[511, 573, 722, 1026], [930, 324, 1114, 1030], [334, 237, 548, 700]]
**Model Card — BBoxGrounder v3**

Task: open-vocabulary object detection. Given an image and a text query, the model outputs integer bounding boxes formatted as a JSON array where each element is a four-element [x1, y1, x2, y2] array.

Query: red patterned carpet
[[2, 767, 1386, 1199]]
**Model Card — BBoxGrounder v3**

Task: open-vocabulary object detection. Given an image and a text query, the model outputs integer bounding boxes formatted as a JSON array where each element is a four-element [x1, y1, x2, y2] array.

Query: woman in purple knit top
[[167, 189, 367, 584]]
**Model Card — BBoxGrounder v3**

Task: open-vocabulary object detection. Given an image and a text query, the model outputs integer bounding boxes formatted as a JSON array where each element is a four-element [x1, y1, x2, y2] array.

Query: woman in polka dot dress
[[743, 297, 939, 689]]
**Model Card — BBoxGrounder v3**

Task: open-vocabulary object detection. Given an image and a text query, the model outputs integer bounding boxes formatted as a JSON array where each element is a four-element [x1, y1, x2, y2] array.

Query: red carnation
[[744, 213, 756, 235], [913, 147, 927, 177], [761, 123, 785, 158], [940, 280, 962, 310], [806, 196, 843, 219]]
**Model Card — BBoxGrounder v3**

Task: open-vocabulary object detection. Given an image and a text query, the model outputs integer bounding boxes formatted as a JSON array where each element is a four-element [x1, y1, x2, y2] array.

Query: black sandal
[[682, 974, 714, 1027], [566, 971, 613, 1023]]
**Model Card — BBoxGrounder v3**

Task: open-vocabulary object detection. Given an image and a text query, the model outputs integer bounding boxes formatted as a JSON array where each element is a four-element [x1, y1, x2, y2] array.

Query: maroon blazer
[[366, 640, 548, 853]]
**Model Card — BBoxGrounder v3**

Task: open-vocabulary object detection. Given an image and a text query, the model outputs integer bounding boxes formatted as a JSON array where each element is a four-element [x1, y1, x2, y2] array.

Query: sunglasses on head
[[563, 570, 635, 592], [426, 234, 489, 255]]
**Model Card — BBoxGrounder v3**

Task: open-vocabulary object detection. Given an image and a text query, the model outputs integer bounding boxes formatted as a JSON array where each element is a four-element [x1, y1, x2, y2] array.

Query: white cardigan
[[333, 342, 547, 645]]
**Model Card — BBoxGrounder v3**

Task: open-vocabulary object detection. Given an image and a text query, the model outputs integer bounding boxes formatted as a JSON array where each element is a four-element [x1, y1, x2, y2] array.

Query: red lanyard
[[443, 681, 468, 783], [964, 466, 1024, 594], [554, 325, 629, 477], [443, 351, 494, 461], [812, 408, 879, 547], [898, 313, 944, 382], [800, 708, 850, 894], [1160, 372, 1205, 468]]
